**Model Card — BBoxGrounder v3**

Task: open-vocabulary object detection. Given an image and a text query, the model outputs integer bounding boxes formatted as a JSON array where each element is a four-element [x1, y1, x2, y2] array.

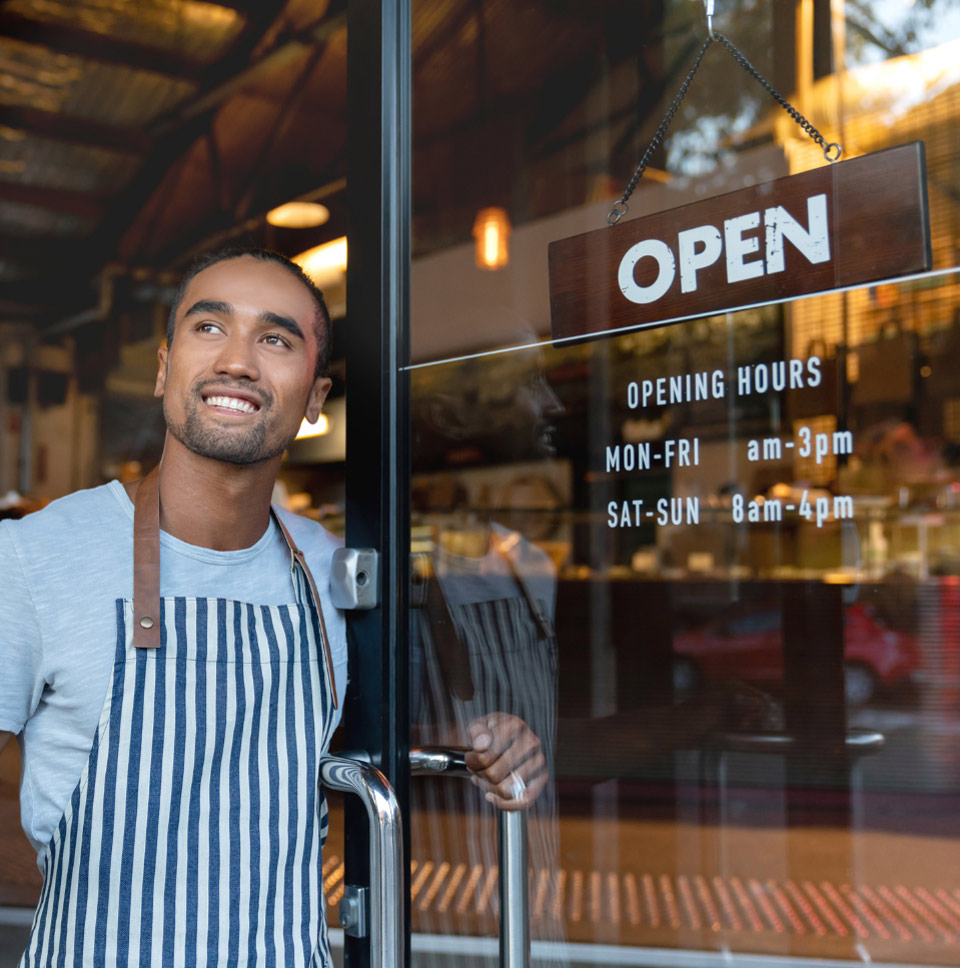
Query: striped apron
[[20, 467, 339, 968]]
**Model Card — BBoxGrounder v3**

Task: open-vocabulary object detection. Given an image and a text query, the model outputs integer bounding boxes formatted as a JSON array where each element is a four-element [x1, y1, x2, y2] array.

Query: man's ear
[[154, 343, 168, 399], [304, 376, 332, 423]]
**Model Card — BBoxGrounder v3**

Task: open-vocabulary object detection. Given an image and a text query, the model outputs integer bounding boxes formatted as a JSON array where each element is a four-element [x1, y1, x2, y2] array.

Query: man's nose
[[214, 334, 260, 381], [539, 379, 563, 416]]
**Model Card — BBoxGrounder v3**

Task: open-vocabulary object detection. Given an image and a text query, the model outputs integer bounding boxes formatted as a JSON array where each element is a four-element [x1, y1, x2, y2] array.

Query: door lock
[[339, 884, 369, 938], [330, 548, 379, 610]]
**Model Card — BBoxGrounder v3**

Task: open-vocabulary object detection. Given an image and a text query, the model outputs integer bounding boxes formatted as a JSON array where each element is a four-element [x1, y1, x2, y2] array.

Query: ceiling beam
[[2, 105, 152, 155], [0, 9, 204, 81], [88, 3, 347, 271], [0, 182, 103, 219], [152, 11, 347, 135]]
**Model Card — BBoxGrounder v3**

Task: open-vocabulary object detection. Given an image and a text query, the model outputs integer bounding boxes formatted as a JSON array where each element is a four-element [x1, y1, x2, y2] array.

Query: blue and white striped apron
[[20, 526, 338, 966]]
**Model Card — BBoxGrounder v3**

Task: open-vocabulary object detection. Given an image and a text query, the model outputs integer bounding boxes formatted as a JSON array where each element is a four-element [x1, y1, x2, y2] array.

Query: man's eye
[[263, 333, 290, 347], [196, 321, 221, 333]]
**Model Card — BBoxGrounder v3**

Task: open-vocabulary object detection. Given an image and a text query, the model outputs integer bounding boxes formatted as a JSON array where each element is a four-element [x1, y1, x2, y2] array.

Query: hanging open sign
[[549, 142, 931, 341]]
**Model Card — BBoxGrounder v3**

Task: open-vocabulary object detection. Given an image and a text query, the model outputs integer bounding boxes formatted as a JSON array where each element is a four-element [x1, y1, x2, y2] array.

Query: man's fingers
[[470, 750, 546, 800], [464, 745, 498, 773], [496, 750, 545, 797], [465, 713, 547, 807], [466, 720, 493, 752], [480, 769, 548, 812], [473, 733, 542, 785], [464, 729, 541, 782], [468, 714, 523, 755], [472, 768, 545, 802]]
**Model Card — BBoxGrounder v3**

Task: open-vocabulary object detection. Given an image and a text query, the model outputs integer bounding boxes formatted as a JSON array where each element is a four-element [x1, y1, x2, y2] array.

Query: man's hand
[[465, 713, 547, 811]]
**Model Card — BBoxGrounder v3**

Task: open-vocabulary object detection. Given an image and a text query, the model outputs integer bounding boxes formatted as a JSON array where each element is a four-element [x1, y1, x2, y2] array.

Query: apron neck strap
[[272, 509, 339, 710], [133, 464, 161, 649], [132, 466, 338, 708]]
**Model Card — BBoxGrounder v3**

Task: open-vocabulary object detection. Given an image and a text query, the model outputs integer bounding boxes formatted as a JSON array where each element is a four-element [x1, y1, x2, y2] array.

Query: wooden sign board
[[549, 142, 931, 341]]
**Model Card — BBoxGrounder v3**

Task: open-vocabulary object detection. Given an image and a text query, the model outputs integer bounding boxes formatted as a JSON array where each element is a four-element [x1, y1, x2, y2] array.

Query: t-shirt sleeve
[[0, 522, 45, 734]]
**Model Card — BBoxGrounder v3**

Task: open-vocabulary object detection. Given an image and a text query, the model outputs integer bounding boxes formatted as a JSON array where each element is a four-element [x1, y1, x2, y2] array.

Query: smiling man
[[0, 247, 543, 967]]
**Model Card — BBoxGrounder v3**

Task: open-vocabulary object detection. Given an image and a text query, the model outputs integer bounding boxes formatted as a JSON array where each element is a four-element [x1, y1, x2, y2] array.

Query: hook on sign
[[703, 0, 717, 39]]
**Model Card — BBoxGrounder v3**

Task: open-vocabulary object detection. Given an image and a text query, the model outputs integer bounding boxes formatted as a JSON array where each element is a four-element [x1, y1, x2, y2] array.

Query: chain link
[[608, 36, 712, 225], [608, 31, 842, 227], [714, 32, 841, 164]]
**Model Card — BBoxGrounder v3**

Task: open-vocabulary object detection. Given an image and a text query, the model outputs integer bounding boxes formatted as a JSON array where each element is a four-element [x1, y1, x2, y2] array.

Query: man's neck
[[126, 433, 281, 551]]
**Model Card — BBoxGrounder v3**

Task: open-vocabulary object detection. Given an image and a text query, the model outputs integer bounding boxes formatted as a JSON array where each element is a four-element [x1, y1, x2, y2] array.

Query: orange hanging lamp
[[472, 206, 511, 270]]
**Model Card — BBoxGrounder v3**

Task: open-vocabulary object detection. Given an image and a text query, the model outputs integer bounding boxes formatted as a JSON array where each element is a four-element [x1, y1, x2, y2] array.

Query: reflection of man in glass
[[414, 348, 563, 465], [410, 342, 568, 965]]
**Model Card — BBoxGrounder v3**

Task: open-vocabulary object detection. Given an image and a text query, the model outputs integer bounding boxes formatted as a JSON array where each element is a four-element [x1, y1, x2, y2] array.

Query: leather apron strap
[[132, 466, 339, 709], [133, 464, 161, 649]]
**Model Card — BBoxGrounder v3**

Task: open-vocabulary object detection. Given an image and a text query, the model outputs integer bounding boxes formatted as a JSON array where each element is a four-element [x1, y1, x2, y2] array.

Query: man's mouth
[[202, 393, 261, 415]]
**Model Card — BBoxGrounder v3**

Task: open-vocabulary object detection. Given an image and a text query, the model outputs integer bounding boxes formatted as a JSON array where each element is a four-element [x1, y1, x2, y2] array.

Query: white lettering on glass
[[631, 371, 725, 408]]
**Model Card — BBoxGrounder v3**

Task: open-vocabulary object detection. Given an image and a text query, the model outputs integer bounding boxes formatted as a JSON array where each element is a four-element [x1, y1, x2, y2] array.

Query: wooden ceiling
[[0, 0, 684, 327], [0, 0, 348, 321]]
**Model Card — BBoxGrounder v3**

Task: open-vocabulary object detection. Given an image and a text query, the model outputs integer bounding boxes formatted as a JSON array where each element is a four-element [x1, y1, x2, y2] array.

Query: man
[[0, 247, 545, 967]]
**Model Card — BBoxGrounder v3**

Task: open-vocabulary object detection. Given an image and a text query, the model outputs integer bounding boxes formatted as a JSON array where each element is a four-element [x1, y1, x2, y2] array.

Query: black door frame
[[343, 1, 412, 966]]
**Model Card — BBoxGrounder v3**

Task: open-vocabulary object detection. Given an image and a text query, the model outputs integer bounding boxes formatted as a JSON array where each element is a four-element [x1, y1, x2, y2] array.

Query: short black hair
[[166, 246, 332, 378]]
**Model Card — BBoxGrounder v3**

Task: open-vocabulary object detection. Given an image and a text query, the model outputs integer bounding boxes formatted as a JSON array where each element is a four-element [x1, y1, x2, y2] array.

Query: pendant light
[[473, 207, 511, 269], [266, 201, 330, 228], [471, 0, 510, 270]]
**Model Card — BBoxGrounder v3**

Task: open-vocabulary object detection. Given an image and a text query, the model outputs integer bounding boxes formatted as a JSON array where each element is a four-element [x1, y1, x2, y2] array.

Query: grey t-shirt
[[0, 480, 348, 855]]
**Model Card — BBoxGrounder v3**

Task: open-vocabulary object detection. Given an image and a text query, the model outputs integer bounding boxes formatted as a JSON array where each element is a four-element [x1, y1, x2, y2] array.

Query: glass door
[[403, 2, 960, 966]]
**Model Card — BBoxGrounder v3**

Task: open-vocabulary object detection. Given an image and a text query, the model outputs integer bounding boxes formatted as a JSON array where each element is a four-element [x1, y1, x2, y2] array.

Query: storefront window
[[409, 1, 960, 963]]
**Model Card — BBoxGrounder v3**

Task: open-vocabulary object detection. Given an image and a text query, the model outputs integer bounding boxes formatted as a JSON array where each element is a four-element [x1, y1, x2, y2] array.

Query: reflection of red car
[[673, 604, 920, 705]]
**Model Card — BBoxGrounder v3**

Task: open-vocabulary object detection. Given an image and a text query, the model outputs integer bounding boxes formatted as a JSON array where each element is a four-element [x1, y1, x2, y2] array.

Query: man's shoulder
[[272, 507, 342, 566], [3, 482, 128, 553]]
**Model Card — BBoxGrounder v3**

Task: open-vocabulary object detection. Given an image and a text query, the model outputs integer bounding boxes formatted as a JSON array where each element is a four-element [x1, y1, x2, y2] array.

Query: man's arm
[[1, 523, 45, 745]]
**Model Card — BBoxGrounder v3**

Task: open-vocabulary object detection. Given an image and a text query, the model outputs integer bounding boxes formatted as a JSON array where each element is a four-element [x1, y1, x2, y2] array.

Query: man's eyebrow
[[258, 310, 305, 341], [184, 299, 232, 318], [183, 300, 305, 342]]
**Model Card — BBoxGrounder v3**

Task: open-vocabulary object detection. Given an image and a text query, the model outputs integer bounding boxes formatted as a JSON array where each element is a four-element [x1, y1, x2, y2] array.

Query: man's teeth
[[205, 395, 257, 414]]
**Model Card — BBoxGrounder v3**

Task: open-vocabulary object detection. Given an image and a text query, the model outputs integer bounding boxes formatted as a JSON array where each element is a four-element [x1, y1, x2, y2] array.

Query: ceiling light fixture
[[266, 201, 331, 228], [473, 207, 511, 270], [293, 237, 348, 287]]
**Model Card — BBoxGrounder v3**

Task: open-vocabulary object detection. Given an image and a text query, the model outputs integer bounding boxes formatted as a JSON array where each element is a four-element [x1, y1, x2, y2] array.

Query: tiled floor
[[4, 741, 960, 965]]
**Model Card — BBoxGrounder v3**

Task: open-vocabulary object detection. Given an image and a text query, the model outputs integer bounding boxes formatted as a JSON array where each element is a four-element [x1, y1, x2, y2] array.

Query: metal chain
[[608, 31, 842, 226], [608, 36, 712, 225], [714, 32, 841, 163]]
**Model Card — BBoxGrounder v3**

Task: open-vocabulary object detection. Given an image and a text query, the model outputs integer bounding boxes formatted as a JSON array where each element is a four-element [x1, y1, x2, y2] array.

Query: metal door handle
[[320, 754, 404, 968], [411, 747, 530, 968], [714, 728, 885, 755]]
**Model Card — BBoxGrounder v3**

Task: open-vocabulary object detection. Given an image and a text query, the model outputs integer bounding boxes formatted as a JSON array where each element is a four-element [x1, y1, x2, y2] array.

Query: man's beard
[[165, 384, 292, 465]]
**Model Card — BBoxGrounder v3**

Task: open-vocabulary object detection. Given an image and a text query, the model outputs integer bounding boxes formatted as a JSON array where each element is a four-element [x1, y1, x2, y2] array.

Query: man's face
[[155, 256, 331, 465]]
